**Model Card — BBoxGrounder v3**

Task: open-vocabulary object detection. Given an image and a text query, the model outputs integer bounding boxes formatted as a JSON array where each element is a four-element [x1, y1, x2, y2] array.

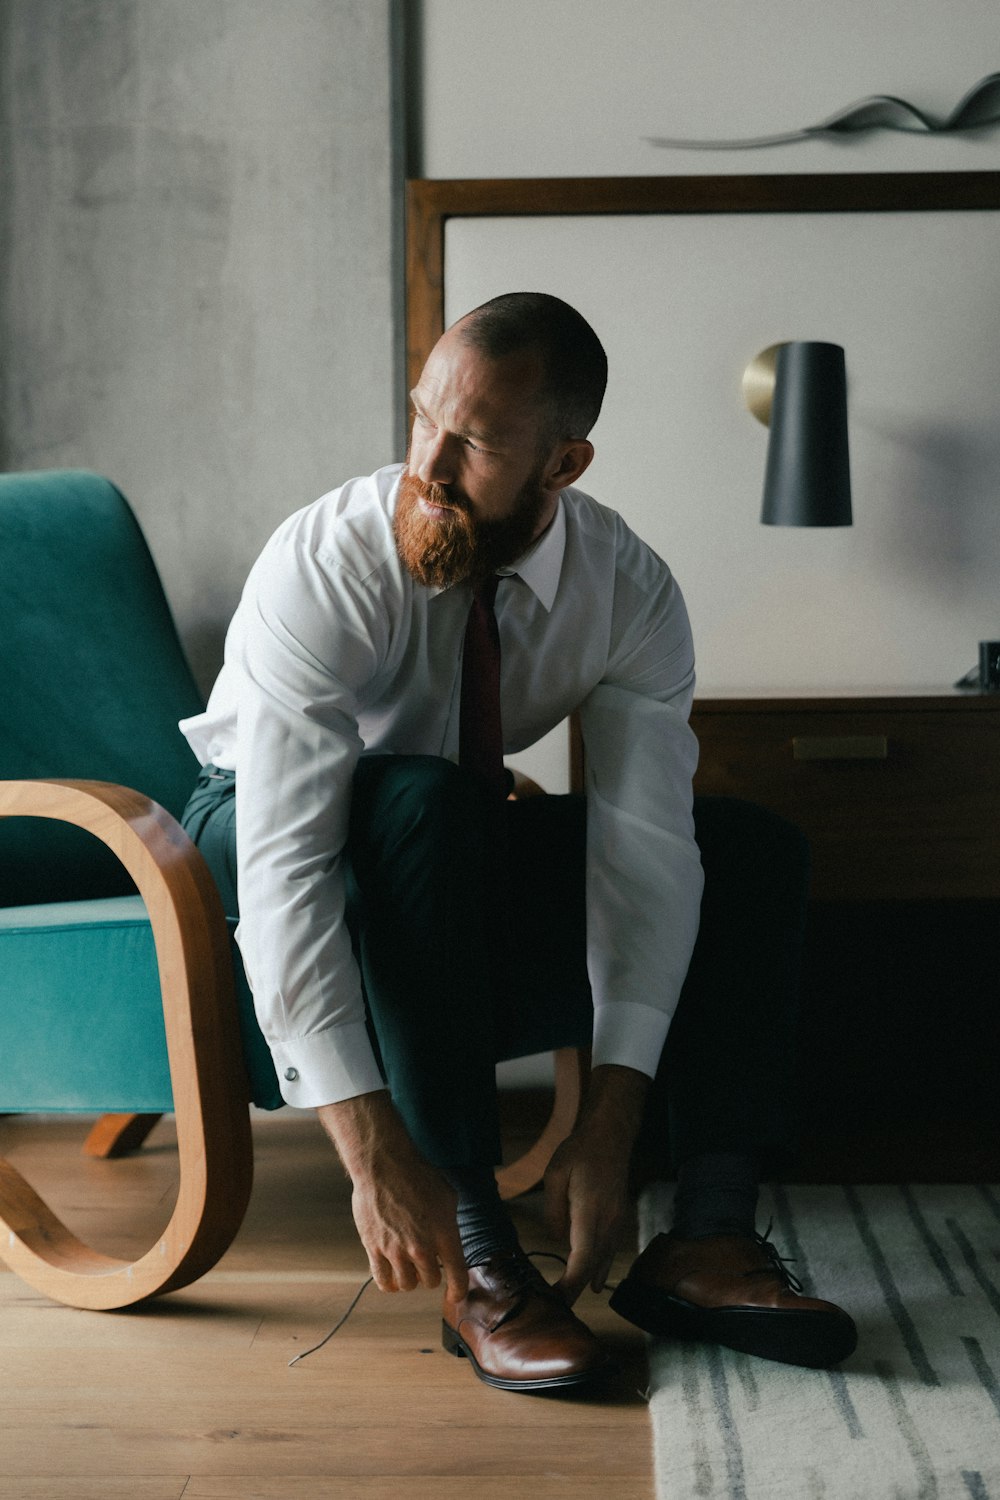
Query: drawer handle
[[793, 735, 889, 761]]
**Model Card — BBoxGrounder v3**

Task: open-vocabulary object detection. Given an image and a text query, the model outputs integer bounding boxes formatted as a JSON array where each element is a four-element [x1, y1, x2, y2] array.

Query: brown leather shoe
[[610, 1231, 857, 1369], [442, 1252, 613, 1392]]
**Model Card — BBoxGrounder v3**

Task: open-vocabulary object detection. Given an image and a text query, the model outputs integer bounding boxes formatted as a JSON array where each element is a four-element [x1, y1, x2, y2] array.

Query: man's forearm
[[316, 1089, 467, 1296], [317, 1088, 406, 1182], [574, 1063, 650, 1157]]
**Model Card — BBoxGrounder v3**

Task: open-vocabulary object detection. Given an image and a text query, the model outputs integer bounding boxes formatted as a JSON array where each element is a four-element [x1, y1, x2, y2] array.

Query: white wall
[[416, 0, 1000, 180], [414, 2, 1000, 789], [1, 0, 403, 693]]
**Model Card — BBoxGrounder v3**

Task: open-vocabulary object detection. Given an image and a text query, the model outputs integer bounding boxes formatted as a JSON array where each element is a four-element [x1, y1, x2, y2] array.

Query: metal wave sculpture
[[647, 72, 1000, 150]]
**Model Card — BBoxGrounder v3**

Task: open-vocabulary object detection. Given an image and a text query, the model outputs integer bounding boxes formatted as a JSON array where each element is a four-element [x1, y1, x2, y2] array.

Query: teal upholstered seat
[[0, 896, 276, 1112], [0, 468, 281, 1114], [0, 896, 171, 1111]]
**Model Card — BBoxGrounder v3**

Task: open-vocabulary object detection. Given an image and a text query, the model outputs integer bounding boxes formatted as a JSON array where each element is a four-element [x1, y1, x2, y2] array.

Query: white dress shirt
[[180, 463, 704, 1109]]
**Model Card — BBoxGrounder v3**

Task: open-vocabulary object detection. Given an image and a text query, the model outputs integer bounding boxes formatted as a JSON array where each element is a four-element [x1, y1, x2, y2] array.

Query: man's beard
[[394, 466, 550, 589]]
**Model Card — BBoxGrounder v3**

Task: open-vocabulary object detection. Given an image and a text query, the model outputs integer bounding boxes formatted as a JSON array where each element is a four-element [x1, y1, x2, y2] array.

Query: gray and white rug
[[640, 1182, 1000, 1499]]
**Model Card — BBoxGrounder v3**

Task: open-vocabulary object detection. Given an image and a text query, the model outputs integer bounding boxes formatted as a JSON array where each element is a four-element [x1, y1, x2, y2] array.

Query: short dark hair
[[456, 292, 608, 443]]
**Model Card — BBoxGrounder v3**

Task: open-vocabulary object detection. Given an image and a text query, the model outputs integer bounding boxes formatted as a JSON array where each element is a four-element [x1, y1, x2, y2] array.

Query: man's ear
[[541, 438, 595, 495]]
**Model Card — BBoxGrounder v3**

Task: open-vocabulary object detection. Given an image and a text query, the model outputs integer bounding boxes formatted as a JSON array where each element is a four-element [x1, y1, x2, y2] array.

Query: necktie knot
[[473, 574, 500, 609]]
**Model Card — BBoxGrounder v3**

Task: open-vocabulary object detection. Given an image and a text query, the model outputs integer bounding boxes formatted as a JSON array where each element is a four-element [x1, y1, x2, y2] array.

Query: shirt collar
[[497, 494, 566, 612]]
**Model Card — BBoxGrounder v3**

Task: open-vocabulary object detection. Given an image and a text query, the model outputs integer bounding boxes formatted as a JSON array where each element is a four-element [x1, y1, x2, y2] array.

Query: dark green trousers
[[181, 755, 807, 1176]]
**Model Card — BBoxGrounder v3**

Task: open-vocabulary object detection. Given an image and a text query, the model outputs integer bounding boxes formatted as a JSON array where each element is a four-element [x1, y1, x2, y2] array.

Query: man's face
[[395, 327, 560, 589]]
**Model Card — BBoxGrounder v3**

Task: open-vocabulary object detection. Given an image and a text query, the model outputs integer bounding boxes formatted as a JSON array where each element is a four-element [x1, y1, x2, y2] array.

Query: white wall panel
[[447, 209, 1000, 695]]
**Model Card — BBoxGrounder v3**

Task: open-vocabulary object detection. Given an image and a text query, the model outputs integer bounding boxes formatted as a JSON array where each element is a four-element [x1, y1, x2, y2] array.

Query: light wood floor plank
[[0, 1428, 648, 1481], [2, 1329, 647, 1406], [184, 1481, 653, 1499], [0, 1483, 187, 1500]]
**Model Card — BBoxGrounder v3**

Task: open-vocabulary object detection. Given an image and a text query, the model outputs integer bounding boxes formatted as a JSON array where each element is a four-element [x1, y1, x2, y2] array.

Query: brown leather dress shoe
[[610, 1231, 857, 1369], [442, 1252, 613, 1392]]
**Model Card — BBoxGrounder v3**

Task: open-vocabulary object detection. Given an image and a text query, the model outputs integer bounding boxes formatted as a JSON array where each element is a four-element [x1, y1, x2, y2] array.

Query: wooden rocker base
[[0, 780, 254, 1310]]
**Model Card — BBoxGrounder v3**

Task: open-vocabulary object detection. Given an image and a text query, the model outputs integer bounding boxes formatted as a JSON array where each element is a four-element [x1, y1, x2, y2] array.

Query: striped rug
[[639, 1182, 1000, 1499]]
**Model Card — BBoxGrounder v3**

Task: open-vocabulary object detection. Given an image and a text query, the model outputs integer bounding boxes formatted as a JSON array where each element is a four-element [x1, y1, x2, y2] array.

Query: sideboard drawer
[[690, 695, 1000, 900]]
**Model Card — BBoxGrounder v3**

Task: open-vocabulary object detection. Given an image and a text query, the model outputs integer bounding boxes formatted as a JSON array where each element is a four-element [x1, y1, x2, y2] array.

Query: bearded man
[[179, 292, 856, 1392]]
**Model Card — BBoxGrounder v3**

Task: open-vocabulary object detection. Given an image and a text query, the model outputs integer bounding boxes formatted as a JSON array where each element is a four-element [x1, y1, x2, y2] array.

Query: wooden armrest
[[495, 1047, 589, 1200], [0, 779, 253, 1309]]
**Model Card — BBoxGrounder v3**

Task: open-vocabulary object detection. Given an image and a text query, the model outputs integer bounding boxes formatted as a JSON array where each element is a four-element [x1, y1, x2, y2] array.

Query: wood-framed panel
[[405, 170, 1000, 396]]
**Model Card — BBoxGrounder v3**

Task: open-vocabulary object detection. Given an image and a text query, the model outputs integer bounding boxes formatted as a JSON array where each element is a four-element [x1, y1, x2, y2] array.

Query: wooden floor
[[0, 1101, 654, 1500]]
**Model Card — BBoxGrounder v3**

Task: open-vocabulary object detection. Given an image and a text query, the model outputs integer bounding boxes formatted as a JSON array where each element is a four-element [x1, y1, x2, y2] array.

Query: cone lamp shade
[[758, 342, 853, 527]]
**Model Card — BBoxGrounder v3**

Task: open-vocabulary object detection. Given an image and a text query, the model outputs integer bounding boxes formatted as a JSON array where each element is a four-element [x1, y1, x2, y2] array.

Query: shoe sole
[[442, 1319, 614, 1392], [609, 1280, 858, 1370]]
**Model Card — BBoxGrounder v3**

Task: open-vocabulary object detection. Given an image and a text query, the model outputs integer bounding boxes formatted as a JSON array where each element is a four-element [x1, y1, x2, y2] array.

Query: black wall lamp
[[743, 341, 853, 526]]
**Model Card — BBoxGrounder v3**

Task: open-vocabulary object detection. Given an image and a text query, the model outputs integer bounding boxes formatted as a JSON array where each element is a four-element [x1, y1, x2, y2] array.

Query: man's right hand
[[317, 1091, 468, 1300]]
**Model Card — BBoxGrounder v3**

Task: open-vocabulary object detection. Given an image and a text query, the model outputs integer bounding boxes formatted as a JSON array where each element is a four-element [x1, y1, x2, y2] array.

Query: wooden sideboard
[[689, 689, 1000, 902], [688, 689, 1000, 1178]]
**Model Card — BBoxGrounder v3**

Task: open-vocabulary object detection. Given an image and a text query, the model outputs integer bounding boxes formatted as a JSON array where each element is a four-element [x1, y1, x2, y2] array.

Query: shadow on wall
[[859, 411, 1000, 599], [184, 621, 229, 704]]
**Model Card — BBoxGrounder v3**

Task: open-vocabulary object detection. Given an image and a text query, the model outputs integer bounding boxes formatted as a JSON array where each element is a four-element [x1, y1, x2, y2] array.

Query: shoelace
[[288, 1275, 375, 1367], [741, 1224, 804, 1295], [288, 1250, 573, 1368]]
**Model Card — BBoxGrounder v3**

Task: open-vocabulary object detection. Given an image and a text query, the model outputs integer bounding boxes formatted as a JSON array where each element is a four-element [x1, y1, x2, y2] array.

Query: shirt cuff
[[270, 1021, 387, 1108], [591, 1000, 671, 1080]]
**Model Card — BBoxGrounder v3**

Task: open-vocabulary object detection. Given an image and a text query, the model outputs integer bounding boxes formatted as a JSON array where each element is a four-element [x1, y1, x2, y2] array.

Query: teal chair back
[[0, 469, 203, 905], [0, 469, 281, 1110]]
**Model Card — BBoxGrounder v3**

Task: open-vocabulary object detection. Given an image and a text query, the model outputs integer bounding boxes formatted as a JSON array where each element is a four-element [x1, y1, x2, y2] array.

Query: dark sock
[[442, 1165, 521, 1268], [671, 1151, 760, 1239]]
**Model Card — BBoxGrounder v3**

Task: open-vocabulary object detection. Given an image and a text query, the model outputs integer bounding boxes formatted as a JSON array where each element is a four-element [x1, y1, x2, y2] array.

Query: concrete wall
[[1, 0, 402, 691], [410, 1, 1000, 792]]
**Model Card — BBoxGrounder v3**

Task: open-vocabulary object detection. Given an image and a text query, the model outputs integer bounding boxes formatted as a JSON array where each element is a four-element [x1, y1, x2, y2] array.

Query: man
[[180, 292, 856, 1392]]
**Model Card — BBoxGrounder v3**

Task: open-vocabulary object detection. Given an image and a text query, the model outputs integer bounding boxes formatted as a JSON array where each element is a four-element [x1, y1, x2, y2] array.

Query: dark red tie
[[460, 574, 507, 800]]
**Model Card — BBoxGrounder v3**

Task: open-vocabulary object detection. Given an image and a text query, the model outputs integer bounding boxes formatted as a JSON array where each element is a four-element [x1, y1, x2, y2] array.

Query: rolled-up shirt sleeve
[[233, 537, 390, 1108], [578, 533, 704, 1080]]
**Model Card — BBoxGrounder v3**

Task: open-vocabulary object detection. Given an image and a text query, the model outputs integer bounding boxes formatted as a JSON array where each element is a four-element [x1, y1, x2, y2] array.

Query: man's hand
[[543, 1064, 649, 1304], [317, 1092, 468, 1300]]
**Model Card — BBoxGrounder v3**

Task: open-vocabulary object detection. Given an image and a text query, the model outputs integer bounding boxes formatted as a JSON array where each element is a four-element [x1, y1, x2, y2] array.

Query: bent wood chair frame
[[0, 778, 254, 1310]]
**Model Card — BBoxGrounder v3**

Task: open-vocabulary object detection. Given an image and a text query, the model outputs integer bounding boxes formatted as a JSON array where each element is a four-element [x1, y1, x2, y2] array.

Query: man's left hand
[[543, 1063, 649, 1304]]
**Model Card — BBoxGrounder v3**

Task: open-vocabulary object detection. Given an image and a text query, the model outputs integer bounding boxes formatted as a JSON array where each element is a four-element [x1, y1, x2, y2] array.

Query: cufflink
[[284, 1067, 299, 1082]]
